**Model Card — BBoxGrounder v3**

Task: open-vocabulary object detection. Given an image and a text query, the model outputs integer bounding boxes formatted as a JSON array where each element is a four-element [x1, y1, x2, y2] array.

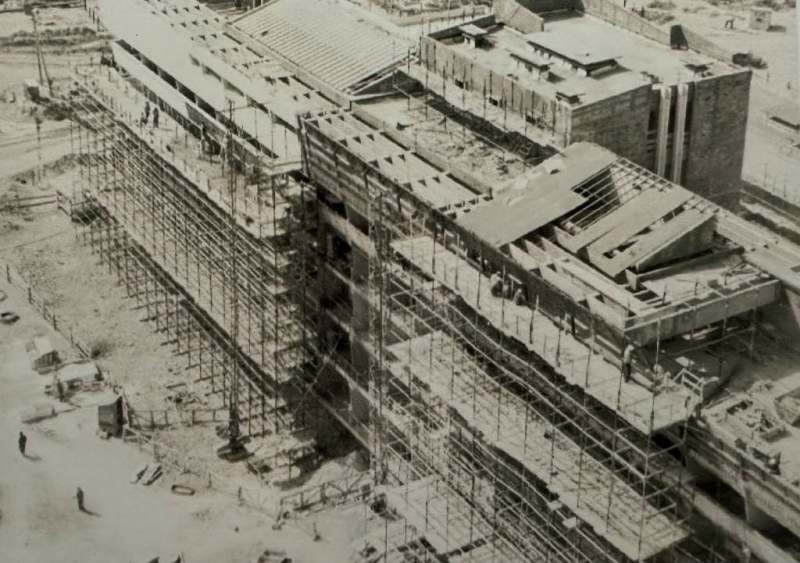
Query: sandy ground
[[0, 6, 100, 42], [0, 50, 90, 180], [0, 280, 373, 563]]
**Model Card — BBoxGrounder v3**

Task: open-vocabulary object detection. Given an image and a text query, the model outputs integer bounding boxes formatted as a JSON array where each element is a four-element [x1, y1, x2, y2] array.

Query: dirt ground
[[0, 279, 377, 563]]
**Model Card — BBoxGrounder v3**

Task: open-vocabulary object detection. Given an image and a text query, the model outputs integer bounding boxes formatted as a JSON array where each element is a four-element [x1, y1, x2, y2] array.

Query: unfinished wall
[[575, 0, 736, 66], [505, 0, 578, 13], [494, 0, 545, 33], [569, 85, 652, 168], [683, 70, 751, 209], [577, 0, 671, 45], [680, 25, 735, 64], [418, 36, 572, 143]]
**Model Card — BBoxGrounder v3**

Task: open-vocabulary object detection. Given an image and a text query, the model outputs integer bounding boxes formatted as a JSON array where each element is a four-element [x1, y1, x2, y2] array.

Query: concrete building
[[73, 0, 800, 561], [415, 0, 752, 209]]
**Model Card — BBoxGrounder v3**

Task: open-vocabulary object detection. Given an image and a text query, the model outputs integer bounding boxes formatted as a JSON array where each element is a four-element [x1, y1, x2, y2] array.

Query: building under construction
[[66, 0, 800, 561]]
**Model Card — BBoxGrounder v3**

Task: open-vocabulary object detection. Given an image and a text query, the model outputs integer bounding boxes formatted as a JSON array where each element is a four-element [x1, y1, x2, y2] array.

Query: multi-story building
[[80, 0, 800, 561]]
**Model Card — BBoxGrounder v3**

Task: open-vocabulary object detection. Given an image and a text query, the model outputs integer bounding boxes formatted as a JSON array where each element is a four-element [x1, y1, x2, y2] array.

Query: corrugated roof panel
[[232, 0, 411, 92]]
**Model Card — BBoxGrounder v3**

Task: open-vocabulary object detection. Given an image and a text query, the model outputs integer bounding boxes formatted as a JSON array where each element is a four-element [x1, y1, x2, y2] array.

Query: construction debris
[[170, 484, 195, 496], [0, 310, 19, 324], [139, 463, 163, 486], [26, 336, 59, 374]]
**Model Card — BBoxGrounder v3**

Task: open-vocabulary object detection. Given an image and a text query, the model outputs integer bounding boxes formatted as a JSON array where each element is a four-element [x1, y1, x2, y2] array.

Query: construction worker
[[766, 452, 782, 475], [622, 343, 634, 383], [56, 378, 65, 402], [512, 286, 526, 306], [18, 431, 27, 456], [76, 486, 85, 512], [489, 271, 502, 297], [152, 106, 160, 129], [502, 279, 513, 299], [144, 100, 151, 123]]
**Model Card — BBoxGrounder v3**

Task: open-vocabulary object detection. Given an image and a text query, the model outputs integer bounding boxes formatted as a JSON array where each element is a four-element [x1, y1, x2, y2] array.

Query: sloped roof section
[[232, 0, 411, 94], [456, 144, 615, 247]]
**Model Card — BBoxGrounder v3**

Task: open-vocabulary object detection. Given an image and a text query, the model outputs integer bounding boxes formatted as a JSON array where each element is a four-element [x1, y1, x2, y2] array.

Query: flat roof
[[305, 110, 480, 210], [526, 29, 620, 68], [528, 12, 732, 85], [96, 0, 335, 163], [440, 11, 739, 107], [459, 23, 488, 37], [444, 25, 649, 107]]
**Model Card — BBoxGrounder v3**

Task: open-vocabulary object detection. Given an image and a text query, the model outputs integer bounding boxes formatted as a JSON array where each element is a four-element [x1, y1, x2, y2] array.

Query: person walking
[[622, 343, 634, 383], [152, 107, 160, 129], [56, 378, 65, 402], [76, 487, 85, 512], [18, 431, 27, 456]]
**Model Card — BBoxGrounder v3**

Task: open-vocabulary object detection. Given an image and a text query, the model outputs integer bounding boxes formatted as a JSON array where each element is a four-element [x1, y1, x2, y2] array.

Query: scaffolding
[[67, 73, 315, 438], [299, 108, 726, 563], [58, 58, 734, 561]]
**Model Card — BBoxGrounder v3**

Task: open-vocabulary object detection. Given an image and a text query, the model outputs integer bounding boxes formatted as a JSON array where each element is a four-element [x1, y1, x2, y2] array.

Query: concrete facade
[[416, 0, 752, 208], [683, 71, 752, 208]]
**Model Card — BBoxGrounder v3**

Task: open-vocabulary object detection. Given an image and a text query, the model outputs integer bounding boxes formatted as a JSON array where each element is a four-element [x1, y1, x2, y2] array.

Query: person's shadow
[[79, 506, 101, 517], [23, 452, 42, 462]]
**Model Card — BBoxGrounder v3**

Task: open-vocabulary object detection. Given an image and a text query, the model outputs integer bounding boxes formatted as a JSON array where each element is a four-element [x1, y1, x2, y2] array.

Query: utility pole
[[29, 7, 53, 97], [35, 114, 43, 184], [227, 98, 242, 451], [217, 99, 245, 460]]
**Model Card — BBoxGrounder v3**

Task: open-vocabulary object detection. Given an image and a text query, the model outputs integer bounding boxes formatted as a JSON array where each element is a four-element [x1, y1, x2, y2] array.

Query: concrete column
[[742, 480, 772, 530], [786, 289, 800, 332], [655, 86, 672, 178], [671, 83, 689, 184]]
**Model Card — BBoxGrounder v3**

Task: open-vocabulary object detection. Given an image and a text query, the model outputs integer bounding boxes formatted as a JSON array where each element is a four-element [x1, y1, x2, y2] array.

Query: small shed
[[23, 79, 41, 102], [25, 336, 60, 374], [98, 396, 125, 437], [459, 24, 488, 49], [749, 7, 772, 31]]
